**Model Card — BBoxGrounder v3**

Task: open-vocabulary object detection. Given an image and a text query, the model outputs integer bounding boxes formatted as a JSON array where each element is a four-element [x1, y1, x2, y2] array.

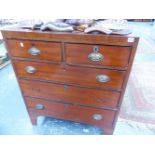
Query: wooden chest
[[2, 27, 139, 134]]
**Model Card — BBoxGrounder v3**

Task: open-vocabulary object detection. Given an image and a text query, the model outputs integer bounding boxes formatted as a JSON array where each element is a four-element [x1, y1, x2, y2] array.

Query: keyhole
[[93, 46, 99, 53], [64, 85, 69, 91]]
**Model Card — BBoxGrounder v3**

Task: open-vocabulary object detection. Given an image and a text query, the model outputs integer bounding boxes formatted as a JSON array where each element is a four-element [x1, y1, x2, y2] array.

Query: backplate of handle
[[93, 114, 103, 120], [35, 104, 44, 110], [25, 66, 37, 74], [88, 46, 104, 62], [96, 75, 110, 83], [28, 47, 41, 56]]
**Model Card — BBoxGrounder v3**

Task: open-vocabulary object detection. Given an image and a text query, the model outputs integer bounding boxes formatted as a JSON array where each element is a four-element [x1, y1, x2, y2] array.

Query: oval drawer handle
[[35, 104, 44, 110], [96, 75, 110, 83], [93, 114, 103, 120], [88, 46, 104, 62], [28, 47, 41, 56], [25, 66, 37, 74]]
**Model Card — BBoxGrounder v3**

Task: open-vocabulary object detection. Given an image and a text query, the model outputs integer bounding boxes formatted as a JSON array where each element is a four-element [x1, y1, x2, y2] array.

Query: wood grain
[[7, 39, 62, 62], [20, 79, 120, 109], [2, 29, 139, 46], [25, 97, 116, 129], [1, 27, 139, 135], [65, 43, 131, 69], [13, 60, 126, 91]]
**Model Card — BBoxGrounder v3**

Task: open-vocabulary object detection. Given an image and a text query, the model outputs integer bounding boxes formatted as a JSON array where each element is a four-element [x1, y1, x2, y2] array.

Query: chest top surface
[[1, 25, 139, 47]]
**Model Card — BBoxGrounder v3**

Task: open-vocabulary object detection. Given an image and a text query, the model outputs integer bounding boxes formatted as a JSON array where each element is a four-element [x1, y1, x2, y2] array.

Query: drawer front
[[20, 79, 120, 109], [7, 40, 62, 61], [65, 43, 131, 69], [25, 97, 116, 127], [14, 60, 126, 91]]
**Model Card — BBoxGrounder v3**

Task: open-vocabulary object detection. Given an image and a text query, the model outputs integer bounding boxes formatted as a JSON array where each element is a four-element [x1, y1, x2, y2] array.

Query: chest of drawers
[[2, 27, 139, 134]]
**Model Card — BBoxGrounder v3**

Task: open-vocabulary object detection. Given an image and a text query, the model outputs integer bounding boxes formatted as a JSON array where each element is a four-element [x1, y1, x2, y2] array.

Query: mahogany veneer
[[2, 26, 139, 134]]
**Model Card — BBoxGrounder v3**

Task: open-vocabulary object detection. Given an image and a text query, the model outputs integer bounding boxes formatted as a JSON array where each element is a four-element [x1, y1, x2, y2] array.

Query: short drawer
[[25, 97, 116, 127], [7, 40, 62, 61], [20, 79, 120, 109], [65, 43, 131, 69], [14, 60, 126, 91]]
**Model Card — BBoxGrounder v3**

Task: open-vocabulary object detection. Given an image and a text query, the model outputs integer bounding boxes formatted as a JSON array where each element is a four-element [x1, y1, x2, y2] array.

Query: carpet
[[120, 32, 155, 124]]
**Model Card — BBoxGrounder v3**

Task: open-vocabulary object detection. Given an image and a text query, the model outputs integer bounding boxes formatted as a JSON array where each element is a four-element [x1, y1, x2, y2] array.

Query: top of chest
[[1, 27, 139, 46]]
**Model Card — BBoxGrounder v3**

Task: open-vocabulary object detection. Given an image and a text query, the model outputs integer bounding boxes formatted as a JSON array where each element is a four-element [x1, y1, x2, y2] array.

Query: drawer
[[14, 60, 126, 91], [20, 79, 120, 109], [65, 43, 131, 69], [7, 40, 62, 61], [25, 97, 116, 127]]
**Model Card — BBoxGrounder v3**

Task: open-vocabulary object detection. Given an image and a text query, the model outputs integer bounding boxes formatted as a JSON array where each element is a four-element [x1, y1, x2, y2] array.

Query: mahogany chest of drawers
[[2, 27, 139, 134]]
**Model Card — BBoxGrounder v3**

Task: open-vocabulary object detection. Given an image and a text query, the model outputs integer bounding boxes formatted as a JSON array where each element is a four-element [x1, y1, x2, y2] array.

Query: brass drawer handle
[[96, 75, 110, 83], [35, 104, 44, 110], [93, 114, 103, 120], [28, 47, 41, 56], [88, 46, 104, 62], [25, 66, 37, 74]]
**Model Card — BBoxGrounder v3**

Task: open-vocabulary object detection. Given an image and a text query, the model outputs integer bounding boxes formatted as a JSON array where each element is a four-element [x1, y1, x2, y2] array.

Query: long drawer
[[13, 60, 126, 91], [20, 79, 120, 109], [7, 40, 62, 62], [25, 97, 116, 127], [65, 43, 131, 69]]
